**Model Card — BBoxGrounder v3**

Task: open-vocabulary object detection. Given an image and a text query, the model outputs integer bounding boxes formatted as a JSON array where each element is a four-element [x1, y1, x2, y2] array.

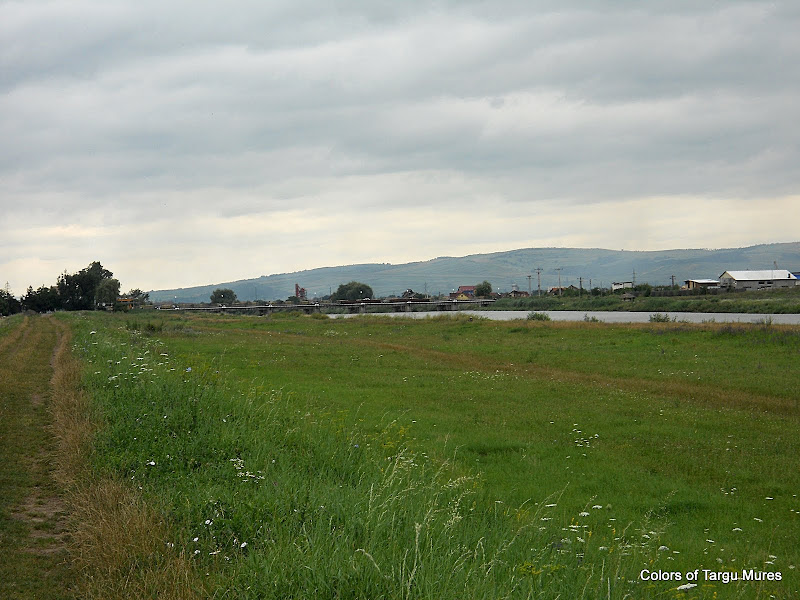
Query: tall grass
[[50, 315, 203, 599]]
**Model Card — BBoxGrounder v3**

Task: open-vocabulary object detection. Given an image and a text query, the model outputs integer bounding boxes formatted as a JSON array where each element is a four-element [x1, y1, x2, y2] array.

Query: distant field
[[60, 311, 799, 598]]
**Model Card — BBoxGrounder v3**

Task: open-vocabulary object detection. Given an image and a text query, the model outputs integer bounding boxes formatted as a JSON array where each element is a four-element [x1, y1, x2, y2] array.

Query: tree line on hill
[[0, 261, 148, 316]]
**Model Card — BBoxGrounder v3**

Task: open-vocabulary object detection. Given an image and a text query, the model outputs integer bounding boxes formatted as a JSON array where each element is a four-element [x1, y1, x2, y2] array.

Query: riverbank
[[333, 310, 800, 324], [492, 287, 800, 314]]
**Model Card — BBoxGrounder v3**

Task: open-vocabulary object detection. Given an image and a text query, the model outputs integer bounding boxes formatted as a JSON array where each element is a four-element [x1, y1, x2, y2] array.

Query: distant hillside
[[148, 242, 800, 303]]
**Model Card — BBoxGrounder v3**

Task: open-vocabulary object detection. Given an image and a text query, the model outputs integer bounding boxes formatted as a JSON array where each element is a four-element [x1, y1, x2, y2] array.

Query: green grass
[[62, 311, 800, 598]]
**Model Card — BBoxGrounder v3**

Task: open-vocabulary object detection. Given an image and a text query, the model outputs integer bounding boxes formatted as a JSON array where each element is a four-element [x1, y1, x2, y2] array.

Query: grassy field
[[36, 312, 800, 598]]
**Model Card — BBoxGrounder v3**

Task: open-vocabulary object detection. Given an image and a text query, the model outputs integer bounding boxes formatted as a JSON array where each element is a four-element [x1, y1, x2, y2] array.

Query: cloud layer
[[2, 1, 799, 293]]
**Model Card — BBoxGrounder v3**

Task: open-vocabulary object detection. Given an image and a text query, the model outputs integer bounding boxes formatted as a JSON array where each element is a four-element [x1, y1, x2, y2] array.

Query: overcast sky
[[2, 0, 799, 294]]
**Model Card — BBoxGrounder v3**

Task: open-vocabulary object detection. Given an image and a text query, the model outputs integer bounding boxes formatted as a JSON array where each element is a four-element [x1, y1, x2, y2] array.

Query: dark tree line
[[1, 261, 145, 315]]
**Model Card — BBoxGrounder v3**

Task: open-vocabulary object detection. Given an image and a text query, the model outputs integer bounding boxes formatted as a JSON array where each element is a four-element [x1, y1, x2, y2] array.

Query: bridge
[[170, 299, 495, 315]]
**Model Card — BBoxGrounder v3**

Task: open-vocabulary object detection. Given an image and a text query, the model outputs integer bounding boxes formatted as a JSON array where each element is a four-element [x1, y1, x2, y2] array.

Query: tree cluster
[[331, 281, 374, 301], [0, 287, 22, 316], [210, 288, 238, 304], [474, 281, 492, 298], [1, 261, 146, 315]]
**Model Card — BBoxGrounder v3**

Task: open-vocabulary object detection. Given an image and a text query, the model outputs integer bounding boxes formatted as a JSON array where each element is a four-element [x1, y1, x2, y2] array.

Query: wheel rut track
[[0, 315, 74, 599]]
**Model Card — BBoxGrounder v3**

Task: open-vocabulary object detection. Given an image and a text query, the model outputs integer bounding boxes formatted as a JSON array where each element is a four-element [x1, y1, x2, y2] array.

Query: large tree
[[95, 278, 121, 307], [474, 280, 492, 298], [57, 261, 115, 310], [331, 281, 374, 301], [210, 288, 237, 304]]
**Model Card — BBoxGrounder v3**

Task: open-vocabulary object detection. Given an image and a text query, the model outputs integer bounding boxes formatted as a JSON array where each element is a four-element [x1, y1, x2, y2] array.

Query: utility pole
[[534, 267, 543, 296], [671, 275, 676, 288], [526, 274, 532, 295], [632, 269, 636, 286], [556, 267, 563, 296], [579, 276, 583, 296]]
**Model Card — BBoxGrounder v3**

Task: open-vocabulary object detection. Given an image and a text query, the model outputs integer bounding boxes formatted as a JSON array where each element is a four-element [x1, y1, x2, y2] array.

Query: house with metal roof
[[718, 270, 798, 291], [685, 279, 720, 290]]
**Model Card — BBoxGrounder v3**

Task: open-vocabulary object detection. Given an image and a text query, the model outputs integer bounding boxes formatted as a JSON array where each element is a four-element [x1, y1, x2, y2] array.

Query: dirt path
[[0, 315, 74, 599]]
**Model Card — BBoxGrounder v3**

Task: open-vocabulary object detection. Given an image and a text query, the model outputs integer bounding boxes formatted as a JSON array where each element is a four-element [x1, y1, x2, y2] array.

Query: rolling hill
[[148, 242, 800, 303]]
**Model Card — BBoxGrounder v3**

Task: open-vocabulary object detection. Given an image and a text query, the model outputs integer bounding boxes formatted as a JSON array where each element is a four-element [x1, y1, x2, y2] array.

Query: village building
[[449, 285, 476, 300], [684, 279, 720, 290], [718, 270, 798, 291], [548, 285, 579, 295]]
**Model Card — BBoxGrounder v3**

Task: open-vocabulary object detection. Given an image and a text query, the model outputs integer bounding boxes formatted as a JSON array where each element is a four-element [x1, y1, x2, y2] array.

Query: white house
[[718, 270, 798, 291]]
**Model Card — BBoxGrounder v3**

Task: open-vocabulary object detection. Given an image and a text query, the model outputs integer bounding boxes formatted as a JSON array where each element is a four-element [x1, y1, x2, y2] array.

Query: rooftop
[[721, 270, 797, 280]]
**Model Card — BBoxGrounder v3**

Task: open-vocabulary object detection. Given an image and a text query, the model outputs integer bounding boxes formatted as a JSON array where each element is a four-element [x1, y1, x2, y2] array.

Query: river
[[331, 310, 800, 324]]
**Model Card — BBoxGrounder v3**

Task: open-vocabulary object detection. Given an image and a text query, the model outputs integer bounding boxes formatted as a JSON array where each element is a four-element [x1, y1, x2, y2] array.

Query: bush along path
[[0, 315, 73, 599]]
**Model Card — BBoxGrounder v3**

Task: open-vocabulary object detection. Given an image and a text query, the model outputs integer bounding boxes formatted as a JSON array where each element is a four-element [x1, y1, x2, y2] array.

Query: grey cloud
[[2, 0, 799, 217]]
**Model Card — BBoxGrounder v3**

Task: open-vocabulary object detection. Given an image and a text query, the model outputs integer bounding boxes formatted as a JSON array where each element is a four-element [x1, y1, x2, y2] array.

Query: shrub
[[648, 313, 674, 323], [527, 312, 551, 321]]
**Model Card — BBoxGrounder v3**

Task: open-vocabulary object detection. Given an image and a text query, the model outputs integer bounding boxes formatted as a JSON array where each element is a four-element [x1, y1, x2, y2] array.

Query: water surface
[[332, 310, 800, 324]]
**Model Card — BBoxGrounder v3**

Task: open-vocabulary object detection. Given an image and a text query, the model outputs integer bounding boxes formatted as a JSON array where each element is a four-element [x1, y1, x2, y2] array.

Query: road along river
[[332, 310, 800, 324]]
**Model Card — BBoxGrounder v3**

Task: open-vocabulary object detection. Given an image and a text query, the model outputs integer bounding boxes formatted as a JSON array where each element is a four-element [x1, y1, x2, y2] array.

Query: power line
[[534, 267, 543, 296]]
